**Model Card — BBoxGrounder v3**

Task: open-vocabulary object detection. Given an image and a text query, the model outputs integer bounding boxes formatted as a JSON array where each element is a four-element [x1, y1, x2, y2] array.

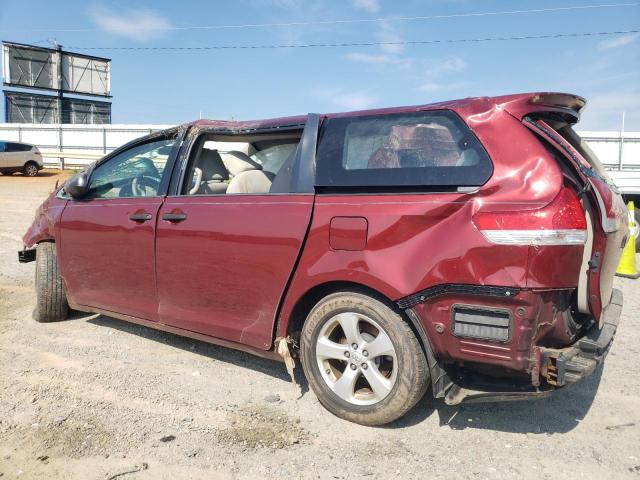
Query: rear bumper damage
[[443, 288, 622, 405]]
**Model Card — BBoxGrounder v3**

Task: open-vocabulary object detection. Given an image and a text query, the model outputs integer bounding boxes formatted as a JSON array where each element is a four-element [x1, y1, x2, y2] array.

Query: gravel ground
[[1, 171, 639, 480]]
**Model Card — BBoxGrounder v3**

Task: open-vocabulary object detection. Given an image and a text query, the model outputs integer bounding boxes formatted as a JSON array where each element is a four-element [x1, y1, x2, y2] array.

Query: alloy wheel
[[315, 312, 398, 406]]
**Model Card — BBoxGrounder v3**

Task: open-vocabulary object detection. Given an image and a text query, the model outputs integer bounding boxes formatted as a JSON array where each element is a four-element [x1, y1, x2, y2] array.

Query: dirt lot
[[1, 171, 639, 480]]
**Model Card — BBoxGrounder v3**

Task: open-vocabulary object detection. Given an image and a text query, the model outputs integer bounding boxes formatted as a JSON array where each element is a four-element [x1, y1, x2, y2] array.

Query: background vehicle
[[0, 140, 43, 176], [19, 92, 626, 425]]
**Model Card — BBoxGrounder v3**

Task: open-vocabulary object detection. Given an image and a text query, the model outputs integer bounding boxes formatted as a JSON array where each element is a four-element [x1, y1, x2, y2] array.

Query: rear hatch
[[501, 93, 628, 322]]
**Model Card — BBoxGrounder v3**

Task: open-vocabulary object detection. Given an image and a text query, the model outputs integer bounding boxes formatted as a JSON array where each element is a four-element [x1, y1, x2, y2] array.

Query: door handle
[[162, 211, 187, 223], [129, 212, 152, 222]]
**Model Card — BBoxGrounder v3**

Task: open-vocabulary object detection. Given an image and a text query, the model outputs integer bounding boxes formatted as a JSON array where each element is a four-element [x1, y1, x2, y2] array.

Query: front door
[[58, 133, 179, 321]]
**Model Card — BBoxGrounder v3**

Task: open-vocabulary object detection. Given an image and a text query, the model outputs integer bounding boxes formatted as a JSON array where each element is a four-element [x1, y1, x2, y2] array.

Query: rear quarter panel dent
[[274, 104, 572, 342]]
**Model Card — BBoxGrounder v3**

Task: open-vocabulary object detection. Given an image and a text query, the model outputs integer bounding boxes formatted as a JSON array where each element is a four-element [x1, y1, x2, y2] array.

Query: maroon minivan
[[20, 92, 626, 425]]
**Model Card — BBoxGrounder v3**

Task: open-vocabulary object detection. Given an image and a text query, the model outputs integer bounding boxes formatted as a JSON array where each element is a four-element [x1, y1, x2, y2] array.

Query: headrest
[[198, 148, 229, 180], [220, 151, 262, 176]]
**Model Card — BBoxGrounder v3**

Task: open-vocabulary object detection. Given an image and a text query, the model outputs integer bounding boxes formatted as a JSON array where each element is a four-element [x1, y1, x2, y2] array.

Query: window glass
[[181, 137, 300, 196], [5, 142, 31, 152], [88, 137, 175, 198], [316, 110, 492, 188], [0, 141, 5, 152], [250, 143, 297, 175]]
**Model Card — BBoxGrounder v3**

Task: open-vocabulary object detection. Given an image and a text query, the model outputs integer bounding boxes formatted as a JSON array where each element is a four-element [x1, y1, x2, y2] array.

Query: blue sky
[[1, 0, 638, 130]]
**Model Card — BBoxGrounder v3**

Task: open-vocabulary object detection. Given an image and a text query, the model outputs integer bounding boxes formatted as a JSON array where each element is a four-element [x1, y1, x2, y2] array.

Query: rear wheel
[[300, 291, 428, 426], [34, 242, 69, 323], [23, 162, 39, 177]]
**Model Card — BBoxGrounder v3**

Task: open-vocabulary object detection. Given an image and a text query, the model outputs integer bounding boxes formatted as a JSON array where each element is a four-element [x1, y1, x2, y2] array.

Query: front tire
[[300, 292, 428, 426], [34, 242, 69, 322]]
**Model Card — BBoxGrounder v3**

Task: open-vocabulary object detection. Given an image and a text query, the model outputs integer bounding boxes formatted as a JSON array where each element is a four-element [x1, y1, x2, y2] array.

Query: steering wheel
[[131, 175, 161, 197]]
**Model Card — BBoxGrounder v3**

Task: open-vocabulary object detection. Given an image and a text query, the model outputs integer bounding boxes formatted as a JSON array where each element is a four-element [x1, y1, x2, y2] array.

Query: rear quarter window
[[5, 142, 32, 152], [316, 110, 492, 189]]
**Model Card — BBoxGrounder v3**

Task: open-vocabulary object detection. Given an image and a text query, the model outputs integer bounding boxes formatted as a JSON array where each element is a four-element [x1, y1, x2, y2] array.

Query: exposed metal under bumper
[[444, 288, 623, 405], [445, 383, 553, 406], [544, 288, 622, 387]]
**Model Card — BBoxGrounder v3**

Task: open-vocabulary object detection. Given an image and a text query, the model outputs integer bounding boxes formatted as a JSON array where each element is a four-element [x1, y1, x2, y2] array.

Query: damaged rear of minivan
[[403, 93, 628, 405], [291, 92, 627, 425]]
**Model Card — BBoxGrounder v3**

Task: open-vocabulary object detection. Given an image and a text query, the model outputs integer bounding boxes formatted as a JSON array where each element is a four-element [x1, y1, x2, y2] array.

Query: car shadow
[[85, 313, 309, 395], [389, 364, 603, 434], [80, 312, 600, 433], [2, 171, 62, 178]]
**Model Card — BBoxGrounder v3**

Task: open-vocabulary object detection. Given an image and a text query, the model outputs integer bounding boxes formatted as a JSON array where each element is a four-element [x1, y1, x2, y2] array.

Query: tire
[[300, 291, 429, 426], [34, 242, 69, 323], [23, 162, 39, 177]]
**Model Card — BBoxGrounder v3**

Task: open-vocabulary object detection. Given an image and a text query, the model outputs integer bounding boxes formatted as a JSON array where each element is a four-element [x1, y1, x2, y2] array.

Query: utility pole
[[55, 42, 64, 168], [619, 111, 626, 170], [56, 42, 63, 124]]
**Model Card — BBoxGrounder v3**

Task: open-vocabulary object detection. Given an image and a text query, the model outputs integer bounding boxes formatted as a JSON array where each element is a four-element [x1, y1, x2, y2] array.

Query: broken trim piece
[[277, 337, 298, 388], [397, 284, 519, 309]]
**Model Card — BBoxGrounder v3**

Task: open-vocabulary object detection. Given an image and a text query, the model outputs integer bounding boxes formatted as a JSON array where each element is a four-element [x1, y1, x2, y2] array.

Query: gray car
[[0, 141, 43, 176]]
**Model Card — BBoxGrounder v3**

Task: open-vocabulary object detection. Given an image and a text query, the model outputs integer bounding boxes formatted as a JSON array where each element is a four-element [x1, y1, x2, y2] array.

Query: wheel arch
[[281, 280, 435, 369]]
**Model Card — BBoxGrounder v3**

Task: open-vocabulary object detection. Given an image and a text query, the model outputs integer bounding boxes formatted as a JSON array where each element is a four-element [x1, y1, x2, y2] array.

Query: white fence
[[0, 123, 172, 169], [0, 123, 639, 193]]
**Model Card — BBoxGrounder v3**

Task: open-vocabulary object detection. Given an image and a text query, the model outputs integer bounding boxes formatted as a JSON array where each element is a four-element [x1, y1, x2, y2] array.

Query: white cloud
[[429, 57, 467, 75], [416, 57, 468, 94], [88, 6, 172, 41], [579, 90, 640, 130], [345, 52, 414, 68], [346, 53, 394, 64], [352, 0, 380, 13], [377, 22, 403, 54], [314, 88, 378, 110], [417, 82, 444, 93], [333, 91, 378, 110], [598, 33, 639, 51], [417, 81, 470, 93]]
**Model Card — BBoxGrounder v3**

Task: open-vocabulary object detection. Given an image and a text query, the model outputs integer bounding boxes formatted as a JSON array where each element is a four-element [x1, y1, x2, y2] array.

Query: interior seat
[[220, 151, 262, 176], [196, 149, 229, 194], [221, 150, 275, 194]]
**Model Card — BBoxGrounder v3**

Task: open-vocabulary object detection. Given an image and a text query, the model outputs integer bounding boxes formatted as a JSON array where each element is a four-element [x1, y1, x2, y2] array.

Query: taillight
[[473, 186, 587, 245]]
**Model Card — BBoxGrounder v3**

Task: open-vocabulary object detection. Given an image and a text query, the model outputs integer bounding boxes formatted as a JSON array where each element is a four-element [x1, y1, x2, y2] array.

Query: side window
[[5, 142, 28, 152], [0, 141, 5, 152], [87, 137, 176, 199], [316, 110, 492, 188], [180, 137, 300, 196], [5, 142, 32, 152]]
